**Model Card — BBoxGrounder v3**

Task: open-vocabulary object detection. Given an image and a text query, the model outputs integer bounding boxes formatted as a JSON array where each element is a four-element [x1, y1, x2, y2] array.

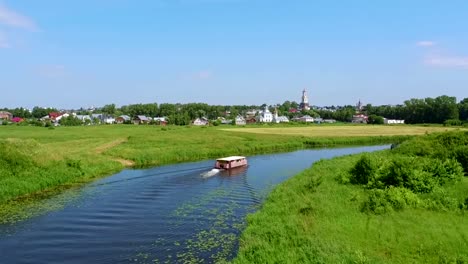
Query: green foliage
[[59, 116, 83, 126], [444, 119, 463, 126], [361, 187, 421, 214], [367, 115, 384, 124], [349, 155, 377, 184], [453, 146, 468, 174]]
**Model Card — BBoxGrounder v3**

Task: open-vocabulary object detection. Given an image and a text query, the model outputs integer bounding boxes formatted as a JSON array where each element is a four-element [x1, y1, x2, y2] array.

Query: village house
[[272, 108, 289, 123], [235, 115, 246, 125], [153, 117, 168, 126], [133, 115, 150, 125], [11, 117, 24, 123], [246, 117, 257, 124], [0, 111, 12, 120], [76, 115, 92, 123], [352, 114, 368, 123], [294, 115, 314, 123], [384, 118, 405, 125], [104, 117, 115, 124], [116, 115, 131, 124], [323, 119, 337, 123], [193, 117, 209, 126], [42, 112, 69, 124]]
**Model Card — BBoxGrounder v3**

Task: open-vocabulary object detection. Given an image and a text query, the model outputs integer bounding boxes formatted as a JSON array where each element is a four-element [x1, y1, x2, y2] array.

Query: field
[[0, 124, 456, 222], [233, 131, 468, 263], [223, 125, 456, 137]]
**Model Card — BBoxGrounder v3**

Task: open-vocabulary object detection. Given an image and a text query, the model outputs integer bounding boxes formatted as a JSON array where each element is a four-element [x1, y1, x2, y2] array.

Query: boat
[[214, 156, 248, 170]]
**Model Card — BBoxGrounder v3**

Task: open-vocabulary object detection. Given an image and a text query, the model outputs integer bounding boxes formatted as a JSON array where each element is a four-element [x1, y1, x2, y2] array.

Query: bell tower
[[299, 89, 310, 111]]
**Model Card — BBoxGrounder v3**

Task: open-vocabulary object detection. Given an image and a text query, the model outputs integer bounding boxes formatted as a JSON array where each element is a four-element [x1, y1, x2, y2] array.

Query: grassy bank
[[233, 131, 468, 263], [0, 125, 454, 222]]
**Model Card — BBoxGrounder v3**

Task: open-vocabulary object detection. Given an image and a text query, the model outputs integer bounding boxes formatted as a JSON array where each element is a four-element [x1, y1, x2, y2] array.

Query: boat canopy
[[216, 156, 246, 162]]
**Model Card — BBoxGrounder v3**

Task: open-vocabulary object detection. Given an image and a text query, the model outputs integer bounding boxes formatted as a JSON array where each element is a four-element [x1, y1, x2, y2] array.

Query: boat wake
[[200, 169, 222, 178]]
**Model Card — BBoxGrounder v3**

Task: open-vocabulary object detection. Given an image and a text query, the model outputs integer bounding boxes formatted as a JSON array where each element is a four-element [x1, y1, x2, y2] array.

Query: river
[[0, 145, 388, 264]]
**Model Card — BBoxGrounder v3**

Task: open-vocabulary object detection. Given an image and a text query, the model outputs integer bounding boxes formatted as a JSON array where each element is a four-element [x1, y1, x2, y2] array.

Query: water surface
[[0, 145, 388, 263]]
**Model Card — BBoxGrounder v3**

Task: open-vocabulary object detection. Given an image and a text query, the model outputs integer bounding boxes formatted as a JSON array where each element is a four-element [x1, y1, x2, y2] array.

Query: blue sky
[[1, 0, 467, 109]]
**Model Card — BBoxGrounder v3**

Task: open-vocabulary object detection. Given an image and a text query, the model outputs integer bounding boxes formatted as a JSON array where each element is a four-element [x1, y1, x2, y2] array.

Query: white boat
[[214, 156, 248, 170]]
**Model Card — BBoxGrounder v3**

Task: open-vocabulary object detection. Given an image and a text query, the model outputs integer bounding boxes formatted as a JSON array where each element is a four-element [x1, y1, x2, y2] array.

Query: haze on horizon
[[1, 0, 467, 109]]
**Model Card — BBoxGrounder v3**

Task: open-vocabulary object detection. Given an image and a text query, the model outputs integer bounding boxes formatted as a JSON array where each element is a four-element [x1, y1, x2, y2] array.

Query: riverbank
[[233, 131, 468, 263], [0, 125, 457, 222]]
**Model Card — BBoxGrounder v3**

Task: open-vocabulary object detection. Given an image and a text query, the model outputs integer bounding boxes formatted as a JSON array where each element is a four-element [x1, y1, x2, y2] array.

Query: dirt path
[[95, 138, 135, 167]]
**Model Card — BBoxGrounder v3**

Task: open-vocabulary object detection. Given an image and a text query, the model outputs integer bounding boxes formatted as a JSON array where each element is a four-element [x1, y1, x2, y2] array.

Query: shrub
[[349, 155, 377, 185], [368, 115, 384, 125], [423, 188, 461, 211], [453, 146, 468, 175], [443, 119, 463, 126], [424, 158, 465, 184], [361, 187, 420, 214], [378, 156, 437, 193]]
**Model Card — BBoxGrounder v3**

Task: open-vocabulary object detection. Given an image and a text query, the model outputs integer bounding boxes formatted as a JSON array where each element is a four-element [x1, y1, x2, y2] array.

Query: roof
[[136, 115, 149, 121], [216, 156, 246, 161]]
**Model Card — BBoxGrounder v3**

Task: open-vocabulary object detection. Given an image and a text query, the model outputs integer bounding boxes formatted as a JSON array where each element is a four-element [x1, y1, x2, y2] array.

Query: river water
[[0, 145, 388, 264]]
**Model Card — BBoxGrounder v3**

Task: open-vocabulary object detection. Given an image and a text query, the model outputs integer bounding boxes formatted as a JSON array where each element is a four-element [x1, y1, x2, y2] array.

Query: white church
[[256, 106, 289, 123]]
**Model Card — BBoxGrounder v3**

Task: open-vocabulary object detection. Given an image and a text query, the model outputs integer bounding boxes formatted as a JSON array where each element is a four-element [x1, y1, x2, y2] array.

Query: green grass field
[[233, 131, 468, 263]]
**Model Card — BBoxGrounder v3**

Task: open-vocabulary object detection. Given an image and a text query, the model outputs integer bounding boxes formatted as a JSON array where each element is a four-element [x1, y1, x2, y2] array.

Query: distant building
[[272, 108, 289, 123], [246, 117, 257, 124], [193, 117, 209, 126], [153, 117, 168, 126], [0, 111, 12, 120], [235, 115, 246, 125], [356, 99, 363, 113], [11, 117, 24, 123], [352, 99, 368, 123], [384, 118, 405, 125], [323, 119, 337, 123], [116, 115, 131, 124], [352, 114, 368, 123], [299, 89, 310, 111], [256, 106, 273, 123], [294, 115, 314, 123], [133, 115, 150, 125]]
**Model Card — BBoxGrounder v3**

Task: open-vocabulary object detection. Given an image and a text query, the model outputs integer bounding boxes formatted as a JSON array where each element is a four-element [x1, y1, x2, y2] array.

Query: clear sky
[[1, 0, 467, 109]]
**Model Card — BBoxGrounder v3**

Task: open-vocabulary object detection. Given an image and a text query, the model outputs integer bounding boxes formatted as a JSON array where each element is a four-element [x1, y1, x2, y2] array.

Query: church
[[299, 89, 310, 111]]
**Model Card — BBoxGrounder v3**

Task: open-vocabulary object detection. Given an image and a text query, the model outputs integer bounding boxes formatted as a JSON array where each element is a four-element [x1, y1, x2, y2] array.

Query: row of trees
[[365, 96, 466, 124], [3, 95, 468, 125]]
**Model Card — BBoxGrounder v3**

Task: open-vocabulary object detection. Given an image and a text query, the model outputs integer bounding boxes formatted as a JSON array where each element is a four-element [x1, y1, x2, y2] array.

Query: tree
[[459, 98, 468, 121], [368, 115, 384, 124], [101, 104, 116, 115]]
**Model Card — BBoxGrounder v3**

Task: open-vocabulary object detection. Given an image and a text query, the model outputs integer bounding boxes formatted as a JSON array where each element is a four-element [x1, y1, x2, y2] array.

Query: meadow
[[233, 131, 468, 263], [223, 125, 454, 137], [0, 124, 458, 222]]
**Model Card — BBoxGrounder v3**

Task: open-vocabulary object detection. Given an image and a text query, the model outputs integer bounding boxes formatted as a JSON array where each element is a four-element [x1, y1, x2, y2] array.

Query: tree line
[[2, 95, 468, 125]]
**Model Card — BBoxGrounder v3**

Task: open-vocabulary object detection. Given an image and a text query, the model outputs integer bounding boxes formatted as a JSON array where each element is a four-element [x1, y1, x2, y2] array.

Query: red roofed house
[[0, 111, 12, 120], [11, 117, 24, 123]]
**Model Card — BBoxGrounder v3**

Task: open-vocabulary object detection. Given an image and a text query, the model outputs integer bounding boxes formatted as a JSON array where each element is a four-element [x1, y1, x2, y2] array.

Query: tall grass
[[233, 131, 468, 263]]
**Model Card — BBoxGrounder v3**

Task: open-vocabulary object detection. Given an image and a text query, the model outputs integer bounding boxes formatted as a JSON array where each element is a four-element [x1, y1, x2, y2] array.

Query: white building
[[193, 117, 209, 126], [295, 115, 314, 123], [256, 106, 273, 123], [384, 118, 405, 125], [272, 108, 289, 123], [235, 115, 246, 125]]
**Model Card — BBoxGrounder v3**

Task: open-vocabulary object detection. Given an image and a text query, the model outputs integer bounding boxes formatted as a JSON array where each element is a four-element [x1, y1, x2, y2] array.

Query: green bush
[[349, 155, 377, 185], [361, 187, 420, 214], [377, 156, 436, 193], [368, 115, 384, 125], [453, 146, 468, 175], [424, 158, 465, 184], [443, 119, 463, 126]]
